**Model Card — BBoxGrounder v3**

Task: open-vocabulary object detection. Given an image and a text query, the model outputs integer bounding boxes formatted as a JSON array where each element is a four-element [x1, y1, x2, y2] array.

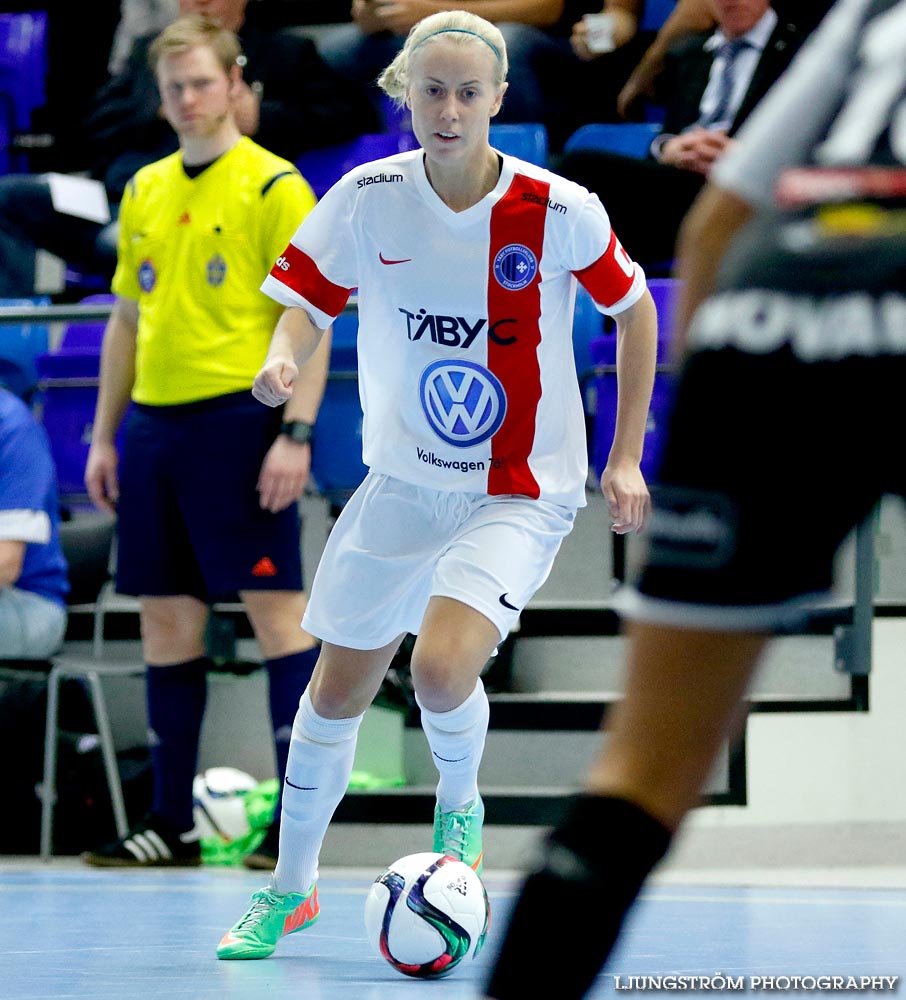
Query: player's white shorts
[[302, 472, 577, 649]]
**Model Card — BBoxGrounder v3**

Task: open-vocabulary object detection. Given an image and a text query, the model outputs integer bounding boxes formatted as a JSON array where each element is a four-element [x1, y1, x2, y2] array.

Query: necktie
[[698, 38, 750, 129]]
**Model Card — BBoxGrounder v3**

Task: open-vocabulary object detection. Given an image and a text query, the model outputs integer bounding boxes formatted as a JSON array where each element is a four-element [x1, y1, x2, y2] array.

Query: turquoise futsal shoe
[[433, 794, 484, 873], [217, 884, 319, 960]]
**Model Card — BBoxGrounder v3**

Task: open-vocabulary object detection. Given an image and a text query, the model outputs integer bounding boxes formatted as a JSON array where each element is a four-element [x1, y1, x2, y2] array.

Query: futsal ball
[[364, 851, 491, 979], [191, 766, 258, 843]]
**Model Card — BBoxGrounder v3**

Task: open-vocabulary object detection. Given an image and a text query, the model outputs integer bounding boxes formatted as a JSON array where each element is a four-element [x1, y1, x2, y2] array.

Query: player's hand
[[258, 435, 311, 513], [253, 357, 297, 407], [688, 129, 732, 174], [600, 459, 649, 534], [570, 21, 598, 62], [84, 442, 119, 513], [661, 129, 730, 175], [700, 132, 735, 175], [572, 9, 637, 61], [660, 131, 704, 171]]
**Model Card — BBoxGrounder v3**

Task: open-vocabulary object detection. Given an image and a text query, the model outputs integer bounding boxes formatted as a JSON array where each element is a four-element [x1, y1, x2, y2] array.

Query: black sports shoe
[[242, 821, 279, 870], [82, 813, 202, 868]]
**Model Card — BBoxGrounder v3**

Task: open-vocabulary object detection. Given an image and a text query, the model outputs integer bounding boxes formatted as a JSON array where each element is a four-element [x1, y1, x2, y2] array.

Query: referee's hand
[[253, 357, 297, 407]]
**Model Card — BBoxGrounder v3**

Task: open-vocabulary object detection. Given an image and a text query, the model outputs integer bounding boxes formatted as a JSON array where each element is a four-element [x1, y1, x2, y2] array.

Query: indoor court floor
[[4, 861, 906, 999]]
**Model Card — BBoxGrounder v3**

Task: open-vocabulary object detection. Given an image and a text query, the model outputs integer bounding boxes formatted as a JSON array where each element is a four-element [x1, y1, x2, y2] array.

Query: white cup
[[583, 12, 617, 54]]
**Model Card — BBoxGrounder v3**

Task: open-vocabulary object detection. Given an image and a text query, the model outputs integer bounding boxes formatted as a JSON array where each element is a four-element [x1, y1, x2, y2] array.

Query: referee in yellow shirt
[[83, 14, 331, 869]]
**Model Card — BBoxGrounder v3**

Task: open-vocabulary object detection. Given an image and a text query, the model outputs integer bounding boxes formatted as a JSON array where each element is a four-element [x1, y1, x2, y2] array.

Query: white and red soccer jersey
[[262, 150, 646, 508]]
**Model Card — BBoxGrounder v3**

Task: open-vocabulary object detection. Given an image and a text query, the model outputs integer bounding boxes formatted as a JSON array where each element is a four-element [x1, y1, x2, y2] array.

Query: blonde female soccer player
[[217, 8, 658, 961]]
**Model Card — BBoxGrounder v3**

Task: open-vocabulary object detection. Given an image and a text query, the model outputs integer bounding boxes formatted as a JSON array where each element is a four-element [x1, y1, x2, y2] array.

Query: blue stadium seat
[[563, 122, 662, 160], [488, 123, 549, 166], [34, 354, 101, 501], [646, 277, 678, 344], [641, 0, 677, 32], [0, 295, 50, 401], [296, 132, 421, 200], [0, 103, 13, 175], [59, 293, 113, 353], [64, 267, 111, 296], [0, 12, 48, 134], [34, 295, 118, 501]]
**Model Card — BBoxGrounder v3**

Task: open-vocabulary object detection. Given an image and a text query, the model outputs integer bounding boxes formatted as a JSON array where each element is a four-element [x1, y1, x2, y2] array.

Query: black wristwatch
[[280, 419, 314, 446]]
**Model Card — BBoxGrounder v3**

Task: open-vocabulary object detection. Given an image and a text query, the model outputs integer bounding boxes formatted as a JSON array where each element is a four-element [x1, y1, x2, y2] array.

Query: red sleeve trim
[[572, 229, 636, 308], [269, 242, 351, 317]]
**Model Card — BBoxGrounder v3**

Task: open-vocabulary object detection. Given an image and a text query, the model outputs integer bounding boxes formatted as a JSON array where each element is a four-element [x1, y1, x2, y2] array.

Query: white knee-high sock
[[416, 679, 489, 813], [273, 688, 363, 894]]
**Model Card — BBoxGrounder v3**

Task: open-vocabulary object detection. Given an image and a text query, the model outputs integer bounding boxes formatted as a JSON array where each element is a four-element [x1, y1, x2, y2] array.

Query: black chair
[[40, 511, 147, 859], [59, 511, 117, 655]]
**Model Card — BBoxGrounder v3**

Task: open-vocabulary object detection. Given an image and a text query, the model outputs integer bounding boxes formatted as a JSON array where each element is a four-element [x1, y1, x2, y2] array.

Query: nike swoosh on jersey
[[499, 593, 519, 611], [379, 252, 412, 265]]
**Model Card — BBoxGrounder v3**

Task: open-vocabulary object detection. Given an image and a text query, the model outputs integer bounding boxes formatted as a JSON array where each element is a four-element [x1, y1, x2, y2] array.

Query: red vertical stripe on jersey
[[486, 174, 548, 498], [269, 242, 351, 316], [572, 229, 636, 308]]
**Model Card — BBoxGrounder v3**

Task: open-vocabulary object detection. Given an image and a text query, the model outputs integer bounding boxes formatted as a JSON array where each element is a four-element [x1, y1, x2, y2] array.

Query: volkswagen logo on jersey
[[493, 243, 538, 291], [138, 259, 156, 293], [419, 360, 507, 447], [206, 253, 227, 287]]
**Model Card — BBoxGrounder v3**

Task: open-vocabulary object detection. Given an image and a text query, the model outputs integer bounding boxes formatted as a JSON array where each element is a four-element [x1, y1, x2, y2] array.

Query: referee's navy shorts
[[115, 390, 303, 600]]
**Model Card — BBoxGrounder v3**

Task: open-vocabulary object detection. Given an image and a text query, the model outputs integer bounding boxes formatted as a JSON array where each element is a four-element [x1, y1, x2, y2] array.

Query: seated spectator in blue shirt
[[0, 387, 69, 660]]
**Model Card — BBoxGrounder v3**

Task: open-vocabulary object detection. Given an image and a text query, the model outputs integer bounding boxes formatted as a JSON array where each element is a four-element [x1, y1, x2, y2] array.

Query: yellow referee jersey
[[113, 136, 316, 405]]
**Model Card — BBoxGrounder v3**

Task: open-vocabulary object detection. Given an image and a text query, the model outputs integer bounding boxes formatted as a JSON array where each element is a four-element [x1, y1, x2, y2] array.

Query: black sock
[[146, 656, 210, 832], [485, 794, 672, 1000]]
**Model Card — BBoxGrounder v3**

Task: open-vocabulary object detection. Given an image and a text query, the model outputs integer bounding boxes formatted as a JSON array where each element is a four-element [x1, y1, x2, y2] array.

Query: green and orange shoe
[[216, 884, 319, 960], [433, 794, 484, 874]]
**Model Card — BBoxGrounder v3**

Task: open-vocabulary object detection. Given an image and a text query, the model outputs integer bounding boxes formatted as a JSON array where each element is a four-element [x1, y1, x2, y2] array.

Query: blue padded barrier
[[588, 277, 680, 482]]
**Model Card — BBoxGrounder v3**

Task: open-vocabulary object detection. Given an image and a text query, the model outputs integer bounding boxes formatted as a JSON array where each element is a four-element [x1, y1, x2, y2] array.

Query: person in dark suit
[[0, 0, 380, 298], [615, 0, 833, 120], [554, 0, 808, 270]]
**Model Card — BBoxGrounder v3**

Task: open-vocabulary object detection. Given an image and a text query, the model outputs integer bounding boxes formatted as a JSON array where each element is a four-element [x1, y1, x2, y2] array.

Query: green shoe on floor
[[433, 794, 484, 874], [217, 884, 319, 960]]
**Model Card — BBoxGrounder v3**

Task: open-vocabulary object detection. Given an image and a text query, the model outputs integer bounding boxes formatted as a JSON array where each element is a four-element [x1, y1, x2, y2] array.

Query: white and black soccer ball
[[364, 851, 491, 979], [191, 766, 258, 843]]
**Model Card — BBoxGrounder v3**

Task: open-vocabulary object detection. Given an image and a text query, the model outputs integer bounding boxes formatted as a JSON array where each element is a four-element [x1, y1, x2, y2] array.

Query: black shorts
[[622, 339, 906, 630], [115, 391, 303, 600]]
